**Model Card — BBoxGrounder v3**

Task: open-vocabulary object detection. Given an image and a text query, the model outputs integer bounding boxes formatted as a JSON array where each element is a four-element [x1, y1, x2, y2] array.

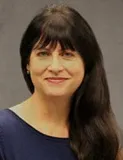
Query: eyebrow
[[37, 47, 73, 53]]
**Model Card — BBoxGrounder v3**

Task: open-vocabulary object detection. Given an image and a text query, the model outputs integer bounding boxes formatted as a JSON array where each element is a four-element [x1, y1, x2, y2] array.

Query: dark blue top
[[0, 109, 77, 160]]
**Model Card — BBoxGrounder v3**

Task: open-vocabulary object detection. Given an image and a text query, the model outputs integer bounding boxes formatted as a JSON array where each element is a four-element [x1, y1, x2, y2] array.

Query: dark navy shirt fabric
[[0, 109, 77, 160]]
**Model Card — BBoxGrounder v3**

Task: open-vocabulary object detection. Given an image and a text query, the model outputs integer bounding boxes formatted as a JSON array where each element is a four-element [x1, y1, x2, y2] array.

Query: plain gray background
[[0, 0, 123, 129]]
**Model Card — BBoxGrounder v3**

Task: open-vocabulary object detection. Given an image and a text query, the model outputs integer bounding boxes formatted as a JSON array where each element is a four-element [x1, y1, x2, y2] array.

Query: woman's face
[[27, 42, 85, 97]]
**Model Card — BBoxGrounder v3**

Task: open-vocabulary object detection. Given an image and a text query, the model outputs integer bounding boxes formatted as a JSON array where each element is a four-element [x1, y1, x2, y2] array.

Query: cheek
[[72, 62, 85, 87], [29, 61, 46, 88], [29, 60, 49, 75], [67, 64, 85, 95], [73, 66, 85, 85], [65, 60, 85, 78]]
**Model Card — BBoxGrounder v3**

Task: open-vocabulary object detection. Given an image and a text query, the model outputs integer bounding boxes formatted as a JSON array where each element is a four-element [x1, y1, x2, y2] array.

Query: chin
[[45, 92, 67, 97], [42, 88, 70, 97]]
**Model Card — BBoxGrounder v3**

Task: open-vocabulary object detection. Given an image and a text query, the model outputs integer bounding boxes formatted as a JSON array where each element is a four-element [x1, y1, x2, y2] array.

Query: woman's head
[[20, 4, 102, 95], [20, 4, 120, 160], [26, 41, 85, 98]]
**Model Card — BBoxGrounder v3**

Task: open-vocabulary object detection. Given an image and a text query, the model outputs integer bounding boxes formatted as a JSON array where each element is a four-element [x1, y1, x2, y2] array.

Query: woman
[[0, 4, 122, 160]]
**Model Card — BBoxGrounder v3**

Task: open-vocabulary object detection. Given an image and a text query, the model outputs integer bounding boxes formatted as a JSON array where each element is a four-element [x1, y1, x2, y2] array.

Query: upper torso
[[0, 108, 77, 160]]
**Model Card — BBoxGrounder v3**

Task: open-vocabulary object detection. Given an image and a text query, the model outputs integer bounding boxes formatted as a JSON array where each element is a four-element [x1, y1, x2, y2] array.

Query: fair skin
[[10, 42, 85, 137], [9, 42, 123, 158]]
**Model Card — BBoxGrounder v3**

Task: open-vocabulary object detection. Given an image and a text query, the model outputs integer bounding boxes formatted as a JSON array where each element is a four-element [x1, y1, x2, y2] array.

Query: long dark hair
[[20, 4, 120, 160]]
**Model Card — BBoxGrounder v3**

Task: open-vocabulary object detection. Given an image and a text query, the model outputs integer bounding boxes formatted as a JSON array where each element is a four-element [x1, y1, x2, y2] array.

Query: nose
[[47, 56, 64, 74]]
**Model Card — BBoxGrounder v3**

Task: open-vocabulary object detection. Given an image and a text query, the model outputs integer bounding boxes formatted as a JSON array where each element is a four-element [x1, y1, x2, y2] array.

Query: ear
[[26, 64, 30, 71]]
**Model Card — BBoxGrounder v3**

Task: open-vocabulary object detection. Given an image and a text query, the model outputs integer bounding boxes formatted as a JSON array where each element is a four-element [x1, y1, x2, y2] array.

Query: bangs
[[33, 20, 76, 51]]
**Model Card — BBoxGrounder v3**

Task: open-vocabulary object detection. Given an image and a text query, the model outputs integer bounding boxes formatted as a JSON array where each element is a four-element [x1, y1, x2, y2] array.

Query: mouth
[[45, 77, 69, 84]]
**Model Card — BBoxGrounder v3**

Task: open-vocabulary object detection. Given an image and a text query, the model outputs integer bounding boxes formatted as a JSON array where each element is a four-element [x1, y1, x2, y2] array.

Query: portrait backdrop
[[0, 0, 123, 130]]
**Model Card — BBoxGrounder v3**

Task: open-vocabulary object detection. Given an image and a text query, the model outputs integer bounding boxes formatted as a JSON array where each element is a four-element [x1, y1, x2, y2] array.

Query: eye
[[62, 52, 74, 57], [37, 51, 50, 56]]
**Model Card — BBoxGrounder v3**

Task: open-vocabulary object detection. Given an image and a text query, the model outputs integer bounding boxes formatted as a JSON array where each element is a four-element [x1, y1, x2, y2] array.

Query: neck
[[33, 91, 70, 124], [22, 90, 71, 136]]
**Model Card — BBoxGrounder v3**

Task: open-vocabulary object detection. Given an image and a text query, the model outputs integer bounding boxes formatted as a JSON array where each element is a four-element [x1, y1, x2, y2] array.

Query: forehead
[[45, 42, 62, 50], [35, 41, 76, 53]]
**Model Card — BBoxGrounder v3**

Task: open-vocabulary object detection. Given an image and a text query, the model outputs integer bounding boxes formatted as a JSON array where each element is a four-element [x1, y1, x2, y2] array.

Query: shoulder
[[0, 106, 22, 135], [0, 108, 10, 125], [0, 108, 13, 160], [0, 107, 23, 154], [0, 104, 21, 124], [0, 107, 21, 160], [0, 108, 13, 134]]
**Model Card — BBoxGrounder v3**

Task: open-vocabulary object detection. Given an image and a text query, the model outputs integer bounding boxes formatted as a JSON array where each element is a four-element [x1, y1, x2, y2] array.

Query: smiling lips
[[45, 77, 69, 84]]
